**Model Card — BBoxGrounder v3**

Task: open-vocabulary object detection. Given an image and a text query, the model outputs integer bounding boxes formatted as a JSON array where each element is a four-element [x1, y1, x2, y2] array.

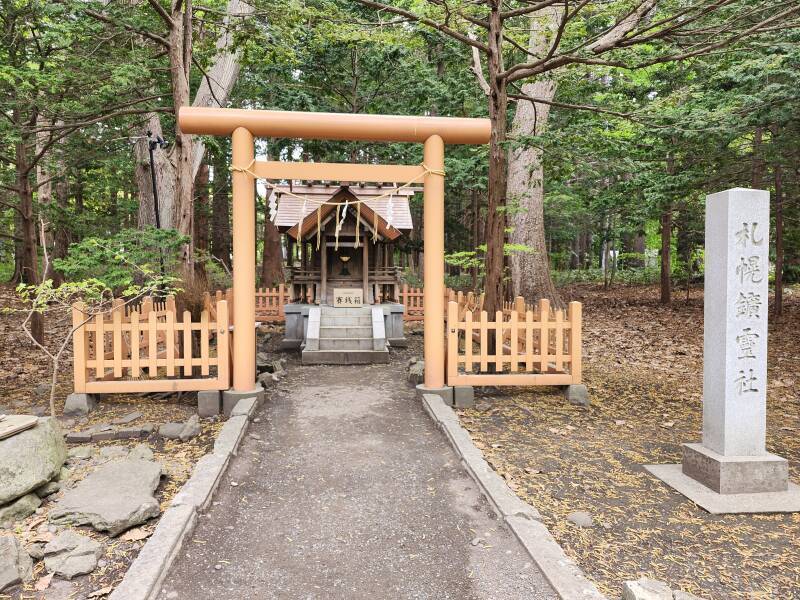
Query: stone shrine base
[[645, 461, 800, 514], [681, 442, 788, 494]]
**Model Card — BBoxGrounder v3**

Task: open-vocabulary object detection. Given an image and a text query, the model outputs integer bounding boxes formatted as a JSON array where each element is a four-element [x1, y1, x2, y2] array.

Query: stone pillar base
[[63, 393, 97, 416], [453, 386, 474, 408], [564, 384, 589, 406], [222, 384, 264, 417], [416, 384, 453, 406], [197, 390, 222, 417], [682, 443, 788, 494]]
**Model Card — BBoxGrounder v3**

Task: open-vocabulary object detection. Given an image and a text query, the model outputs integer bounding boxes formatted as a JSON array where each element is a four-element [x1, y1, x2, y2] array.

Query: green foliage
[[54, 227, 188, 293]]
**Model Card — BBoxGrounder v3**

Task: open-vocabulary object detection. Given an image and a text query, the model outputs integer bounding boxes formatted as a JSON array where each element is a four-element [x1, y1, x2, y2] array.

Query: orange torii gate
[[178, 107, 490, 400]]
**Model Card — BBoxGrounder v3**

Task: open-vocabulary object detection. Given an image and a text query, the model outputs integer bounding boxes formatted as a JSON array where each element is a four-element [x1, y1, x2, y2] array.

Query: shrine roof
[[271, 183, 416, 231]]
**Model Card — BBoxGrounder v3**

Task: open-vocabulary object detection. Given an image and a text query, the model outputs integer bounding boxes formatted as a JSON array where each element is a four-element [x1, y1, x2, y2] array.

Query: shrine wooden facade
[[273, 184, 418, 305]]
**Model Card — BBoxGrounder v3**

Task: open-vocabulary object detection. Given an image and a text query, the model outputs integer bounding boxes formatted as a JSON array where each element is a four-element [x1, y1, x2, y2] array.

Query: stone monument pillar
[[647, 188, 800, 513]]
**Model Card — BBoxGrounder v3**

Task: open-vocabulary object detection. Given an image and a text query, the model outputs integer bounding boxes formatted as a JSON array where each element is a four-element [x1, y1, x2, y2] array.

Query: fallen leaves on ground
[[459, 283, 800, 600]]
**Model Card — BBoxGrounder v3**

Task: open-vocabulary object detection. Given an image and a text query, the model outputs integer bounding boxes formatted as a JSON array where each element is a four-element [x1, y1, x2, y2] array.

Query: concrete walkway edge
[[109, 397, 259, 600], [421, 393, 607, 600]]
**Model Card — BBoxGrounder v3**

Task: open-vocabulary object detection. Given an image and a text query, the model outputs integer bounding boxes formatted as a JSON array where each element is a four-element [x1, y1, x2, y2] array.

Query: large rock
[[0, 493, 42, 525], [0, 534, 33, 592], [622, 578, 673, 600], [0, 417, 66, 505], [43, 530, 103, 580], [49, 459, 162, 536]]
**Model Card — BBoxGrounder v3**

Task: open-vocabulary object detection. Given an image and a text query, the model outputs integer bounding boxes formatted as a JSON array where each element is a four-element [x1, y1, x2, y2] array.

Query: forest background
[[2, 0, 799, 332]]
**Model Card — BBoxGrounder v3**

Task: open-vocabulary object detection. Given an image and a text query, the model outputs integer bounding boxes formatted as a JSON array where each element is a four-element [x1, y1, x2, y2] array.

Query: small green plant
[[54, 227, 188, 294], [10, 221, 181, 417]]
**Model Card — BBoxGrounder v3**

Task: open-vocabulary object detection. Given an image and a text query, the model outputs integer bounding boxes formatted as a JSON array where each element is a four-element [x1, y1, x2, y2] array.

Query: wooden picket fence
[[399, 285, 480, 321], [204, 285, 291, 324], [446, 297, 582, 386], [72, 297, 230, 394]]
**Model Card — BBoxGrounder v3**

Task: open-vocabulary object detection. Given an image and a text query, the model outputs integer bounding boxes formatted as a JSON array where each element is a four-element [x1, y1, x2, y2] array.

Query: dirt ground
[[457, 283, 800, 599], [0, 285, 231, 599]]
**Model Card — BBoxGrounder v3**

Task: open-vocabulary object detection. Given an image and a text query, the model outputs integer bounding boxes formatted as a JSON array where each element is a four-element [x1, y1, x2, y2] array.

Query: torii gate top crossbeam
[[178, 107, 490, 145]]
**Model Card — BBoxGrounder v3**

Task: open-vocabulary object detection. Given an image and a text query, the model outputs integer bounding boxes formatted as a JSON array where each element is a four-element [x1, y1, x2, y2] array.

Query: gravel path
[[163, 360, 556, 599]]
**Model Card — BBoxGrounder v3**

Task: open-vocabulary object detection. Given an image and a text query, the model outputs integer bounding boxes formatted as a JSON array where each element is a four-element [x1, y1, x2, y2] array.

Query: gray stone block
[[213, 416, 249, 457], [230, 397, 258, 419], [171, 453, 228, 511], [453, 386, 474, 408], [682, 442, 788, 494], [63, 393, 97, 416], [112, 411, 142, 425], [115, 428, 141, 440], [91, 430, 116, 442], [564, 384, 589, 406], [197, 391, 222, 417], [222, 385, 264, 417], [622, 578, 672, 600], [415, 384, 453, 405]]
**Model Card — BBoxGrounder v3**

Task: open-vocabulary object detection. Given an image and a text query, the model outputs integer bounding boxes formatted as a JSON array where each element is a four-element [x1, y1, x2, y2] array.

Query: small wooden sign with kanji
[[333, 288, 363, 307]]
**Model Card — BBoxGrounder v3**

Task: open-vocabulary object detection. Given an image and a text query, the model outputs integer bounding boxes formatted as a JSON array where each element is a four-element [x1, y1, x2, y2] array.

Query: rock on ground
[[566, 510, 594, 528], [159, 416, 200, 442], [62, 393, 96, 416], [0, 534, 33, 592], [128, 443, 154, 461], [35, 481, 61, 498], [622, 578, 674, 600], [673, 592, 706, 600], [43, 530, 103, 580], [49, 458, 162, 536], [0, 493, 42, 525], [0, 417, 66, 505], [407, 359, 424, 385], [67, 446, 93, 460]]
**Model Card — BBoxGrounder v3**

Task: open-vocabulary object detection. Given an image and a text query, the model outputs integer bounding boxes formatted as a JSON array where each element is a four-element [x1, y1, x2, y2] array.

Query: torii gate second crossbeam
[[178, 107, 491, 399]]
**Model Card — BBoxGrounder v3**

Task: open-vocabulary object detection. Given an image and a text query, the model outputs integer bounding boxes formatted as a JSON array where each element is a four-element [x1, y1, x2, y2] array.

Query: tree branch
[[147, 0, 176, 27], [353, 0, 488, 51], [85, 9, 171, 48]]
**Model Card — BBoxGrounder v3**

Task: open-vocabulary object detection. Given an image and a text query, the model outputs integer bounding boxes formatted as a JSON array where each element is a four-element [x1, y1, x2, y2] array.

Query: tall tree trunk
[[211, 149, 232, 271], [751, 127, 765, 188], [507, 9, 562, 307], [470, 188, 480, 290], [136, 114, 174, 229], [194, 162, 210, 288], [774, 161, 784, 318], [35, 116, 56, 282], [167, 0, 196, 280], [11, 209, 23, 285], [16, 130, 44, 343], [135, 0, 254, 232], [482, 2, 508, 316], [260, 207, 284, 286], [660, 151, 676, 304], [660, 206, 672, 304], [52, 165, 69, 286]]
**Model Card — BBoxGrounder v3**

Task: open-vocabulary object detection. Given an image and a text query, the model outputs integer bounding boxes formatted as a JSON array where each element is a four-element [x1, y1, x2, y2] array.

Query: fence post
[[447, 301, 458, 384], [514, 296, 525, 316], [279, 283, 285, 319], [217, 300, 230, 389], [539, 298, 550, 373], [72, 303, 87, 393], [568, 301, 582, 384]]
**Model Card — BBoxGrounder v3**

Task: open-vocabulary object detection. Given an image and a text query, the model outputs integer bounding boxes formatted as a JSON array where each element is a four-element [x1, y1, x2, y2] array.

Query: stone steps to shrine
[[302, 306, 390, 365], [319, 325, 373, 338]]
